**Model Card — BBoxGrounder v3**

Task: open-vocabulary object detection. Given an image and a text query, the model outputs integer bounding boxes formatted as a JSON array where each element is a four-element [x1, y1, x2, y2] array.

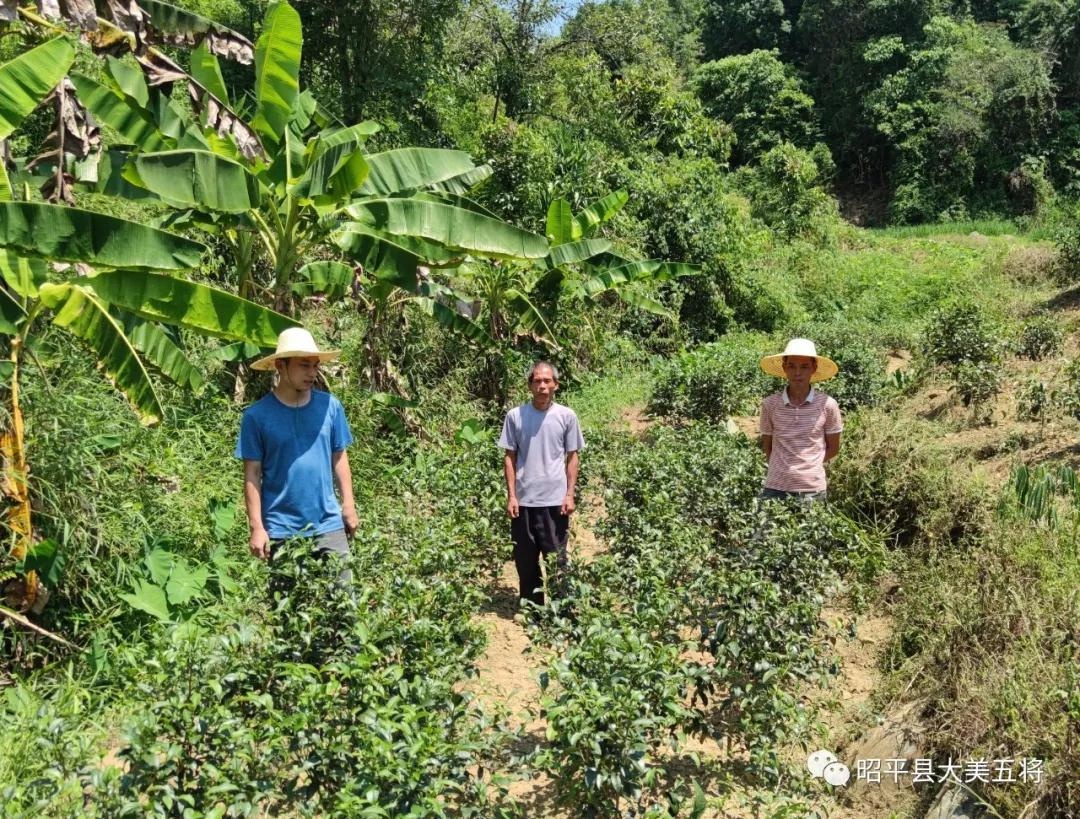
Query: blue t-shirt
[[234, 390, 353, 539]]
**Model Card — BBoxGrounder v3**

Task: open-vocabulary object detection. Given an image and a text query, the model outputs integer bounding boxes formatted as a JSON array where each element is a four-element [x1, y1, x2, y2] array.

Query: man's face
[[528, 366, 558, 403], [782, 355, 817, 385], [280, 356, 320, 389]]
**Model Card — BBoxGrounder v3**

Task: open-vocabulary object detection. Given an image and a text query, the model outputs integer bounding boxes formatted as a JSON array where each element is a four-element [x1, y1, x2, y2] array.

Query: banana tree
[[0, 202, 295, 613], [75, 0, 549, 321], [3, 0, 256, 205], [443, 190, 699, 403]]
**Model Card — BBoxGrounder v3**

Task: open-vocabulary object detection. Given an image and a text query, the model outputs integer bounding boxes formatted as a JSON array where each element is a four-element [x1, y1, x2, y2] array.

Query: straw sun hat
[[250, 327, 341, 371], [759, 338, 839, 383]]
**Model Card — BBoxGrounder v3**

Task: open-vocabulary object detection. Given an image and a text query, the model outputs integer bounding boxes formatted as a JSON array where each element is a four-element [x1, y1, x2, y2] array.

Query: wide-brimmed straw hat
[[251, 327, 341, 371], [759, 338, 838, 382]]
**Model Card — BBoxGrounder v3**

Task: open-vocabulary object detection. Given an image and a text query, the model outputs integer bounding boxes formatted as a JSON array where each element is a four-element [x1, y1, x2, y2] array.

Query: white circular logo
[[823, 761, 851, 787], [806, 749, 838, 778]]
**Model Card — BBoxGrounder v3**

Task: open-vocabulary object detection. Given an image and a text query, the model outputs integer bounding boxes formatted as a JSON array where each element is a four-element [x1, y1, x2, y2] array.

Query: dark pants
[[511, 506, 569, 606], [268, 529, 352, 599]]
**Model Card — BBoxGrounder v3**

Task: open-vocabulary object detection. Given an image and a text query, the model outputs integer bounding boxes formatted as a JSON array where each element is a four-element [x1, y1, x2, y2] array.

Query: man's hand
[[342, 505, 359, 538], [507, 496, 520, 518], [249, 527, 270, 560], [561, 494, 576, 516]]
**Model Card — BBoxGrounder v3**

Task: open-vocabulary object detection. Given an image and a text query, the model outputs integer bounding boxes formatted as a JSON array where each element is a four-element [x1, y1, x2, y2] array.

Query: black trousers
[[510, 506, 569, 606]]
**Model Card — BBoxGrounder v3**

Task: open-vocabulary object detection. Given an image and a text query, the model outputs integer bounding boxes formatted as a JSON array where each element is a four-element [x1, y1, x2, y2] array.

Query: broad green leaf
[[251, 0, 302, 145], [347, 199, 548, 259], [139, 0, 254, 65], [357, 149, 479, 196], [165, 557, 209, 606], [414, 191, 500, 218], [76, 270, 296, 347], [338, 224, 463, 266], [0, 37, 75, 139], [208, 340, 263, 362], [18, 539, 66, 588], [125, 150, 258, 213], [208, 498, 236, 541], [615, 287, 675, 320], [41, 283, 163, 424], [292, 261, 354, 299], [0, 159, 11, 202], [578, 259, 699, 298], [506, 287, 558, 346], [428, 163, 493, 195], [454, 419, 488, 445], [144, 546, 176, 586], [105, 57, 150, 107], [545, 198, 576, 245], [0, 203, 204, 270], [335, 228, 419, 291], [0, 286, 24, 333], [66, 74, 170, 150], [120, 579, 172, 621], [120, 313, 206, 391], [291, 127, 373, 203], [190, 41, 229, 107], [547, 238, 611, 269], [0, 250, 46, 297], [574, 190, 629, 236], [309, 123, 380, 161], [95, 149, 165, 201]]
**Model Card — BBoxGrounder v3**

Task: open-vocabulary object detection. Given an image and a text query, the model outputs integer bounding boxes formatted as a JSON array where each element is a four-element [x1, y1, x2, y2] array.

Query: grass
[[871, 219, 1025, 238]]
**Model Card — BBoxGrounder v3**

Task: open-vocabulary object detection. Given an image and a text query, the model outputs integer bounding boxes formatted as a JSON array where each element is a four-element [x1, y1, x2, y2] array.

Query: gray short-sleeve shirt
[[498, 401, 585, 507]]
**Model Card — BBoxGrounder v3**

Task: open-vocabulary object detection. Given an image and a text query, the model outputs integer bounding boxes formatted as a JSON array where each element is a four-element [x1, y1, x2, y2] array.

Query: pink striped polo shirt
[[759, 388, 843, 492]]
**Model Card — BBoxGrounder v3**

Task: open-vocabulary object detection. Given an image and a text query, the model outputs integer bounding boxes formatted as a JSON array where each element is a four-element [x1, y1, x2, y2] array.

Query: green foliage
[[1017, 377, 1053, 421], [1016, 314, 1064, 359], [524, 423, 883, 811], [649, 333, 775, 422], [695, 50, 820, 166], [734, 142, 842, 245], [1053, 201, 1080, 279], [700, 0, 790, 59], [829, 410, 993, 547], [921, 301, 1001, 368], [1058, 359, 1080, 420]]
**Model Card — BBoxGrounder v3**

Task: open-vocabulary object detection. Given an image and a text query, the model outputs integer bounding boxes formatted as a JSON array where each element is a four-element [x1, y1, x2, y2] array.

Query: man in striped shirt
[[758, 338, 843, 502]]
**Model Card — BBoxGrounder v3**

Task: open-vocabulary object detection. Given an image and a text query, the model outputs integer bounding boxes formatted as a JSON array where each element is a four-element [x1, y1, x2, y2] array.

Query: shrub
[[648, 334, 774, 422], [1016, 314, 1065, 360], [1053, 202, 1080, 281], [1017, 378, 1053, 422], [1058, 359, 1080, 420], [828, 410, 993, 548], [921, 301, 1001, 368]]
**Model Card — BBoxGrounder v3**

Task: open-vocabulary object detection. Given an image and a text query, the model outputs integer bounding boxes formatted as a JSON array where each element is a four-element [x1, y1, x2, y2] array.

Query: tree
[[0, 35, 294, 612], [700, 0, 790, 60], [695, 50, 819, 165]]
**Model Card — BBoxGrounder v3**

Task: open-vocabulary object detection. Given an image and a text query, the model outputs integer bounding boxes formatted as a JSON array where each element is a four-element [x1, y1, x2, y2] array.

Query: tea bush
[[523, 424, 883, 813], [648, 334, 774, 422], [1016, 314, 1065, 360], [921, 301, 1001, 368]]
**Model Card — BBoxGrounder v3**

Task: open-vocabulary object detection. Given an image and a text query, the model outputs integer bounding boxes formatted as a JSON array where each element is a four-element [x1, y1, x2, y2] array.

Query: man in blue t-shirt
[[235, 328, 357, 567]]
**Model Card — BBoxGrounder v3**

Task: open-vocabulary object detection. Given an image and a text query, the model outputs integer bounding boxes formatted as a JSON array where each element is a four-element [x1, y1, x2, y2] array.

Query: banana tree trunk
[[1, 338, 36, 612]]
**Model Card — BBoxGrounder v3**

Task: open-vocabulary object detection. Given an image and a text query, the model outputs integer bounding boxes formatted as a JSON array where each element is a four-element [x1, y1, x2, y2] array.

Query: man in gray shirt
[[498, 361, 585, 606]]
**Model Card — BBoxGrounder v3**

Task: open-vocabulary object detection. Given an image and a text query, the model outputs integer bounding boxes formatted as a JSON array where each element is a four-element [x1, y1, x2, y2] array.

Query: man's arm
[[824, 432, 841, 463], [760, 434, 773, 461], [243, 459, 270, 560], [561, 451, 579, 515], [503, 450, 519, 518], [331, 449, 359, 537]]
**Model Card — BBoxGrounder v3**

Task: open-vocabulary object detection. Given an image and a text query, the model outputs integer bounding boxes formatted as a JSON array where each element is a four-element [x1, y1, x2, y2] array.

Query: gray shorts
[[758, 487, 827, 505]]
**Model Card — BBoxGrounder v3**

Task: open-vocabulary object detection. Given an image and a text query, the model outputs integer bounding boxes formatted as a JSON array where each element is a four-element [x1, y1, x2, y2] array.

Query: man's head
[[275, 355, 321, 391], [760, 338, 838, 384], [527, 361, 559, 407], [781, 354, 818, 386]]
